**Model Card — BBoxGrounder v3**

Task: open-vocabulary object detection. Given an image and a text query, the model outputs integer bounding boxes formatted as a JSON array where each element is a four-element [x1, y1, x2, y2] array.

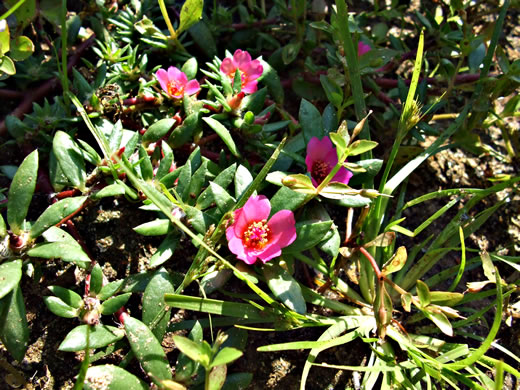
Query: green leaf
[[424, 309, 453, 336], [284, 221, 333, 254], [281, 41, 301, 65], [0, 259, 22, 299], [47, 285, 82, 309], [234, 165, 253, 199], [177, 0, 203, 35], [280, 173, 316, 194], [181, 57, 198, 80], [125, 316, 172, 381], [53, 130, 87, 191], [9, 35, 34, 61], [270, 186, 308, 214], [84, 365, 147, 390], [100, 293, 131, 315], [149, 233, 179, 268], [91, 183, 126, 200], [29, 196, 87, 239], [381, 246, 407, 275], [263, 261, 307, 314], [210, 347, 244, 367], [90, 263, 104, 296], [133, 219, 171, 236], [416, 280, 431, 307], [0, 55, 16, 75], [346, 139, 378, 156], [208, 364, 227, 390], [138, 145, 153, 181], [319, 182, 360, 200], [0, 284, 29, 361], [299, 99, 324, 143], [196, 182, 235, 213], [143, 118, 175, 144], [175, 321, 203, 383], [320, 75, 343, 107], [203, 117, 240, 157], [258, 59, 284, 104], [59, 325, 125, 352], [27, 242, 91, 265], [401, 292, 412, 312], [0, 20, 10, 55], [98, 280, 124, 301], [155, 141, 174, 180], [7, 150, 38, 235], [143, 268, 175, 340], [43, 296, 78, 318], [173, 335, 211, 369], [469, 42, 486, 73]]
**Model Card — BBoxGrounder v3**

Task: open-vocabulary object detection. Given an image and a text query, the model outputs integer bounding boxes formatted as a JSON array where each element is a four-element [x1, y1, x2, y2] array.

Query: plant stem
[[61, 0, 70, 112], [158, 0, 177, 39]]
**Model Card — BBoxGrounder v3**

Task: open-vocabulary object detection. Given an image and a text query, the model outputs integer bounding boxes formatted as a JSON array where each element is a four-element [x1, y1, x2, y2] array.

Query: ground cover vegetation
[[0, 0, 519, 388]]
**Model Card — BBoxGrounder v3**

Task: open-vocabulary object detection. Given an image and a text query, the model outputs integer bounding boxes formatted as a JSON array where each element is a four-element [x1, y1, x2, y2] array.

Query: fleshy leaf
[[59, 325, 125, 351]]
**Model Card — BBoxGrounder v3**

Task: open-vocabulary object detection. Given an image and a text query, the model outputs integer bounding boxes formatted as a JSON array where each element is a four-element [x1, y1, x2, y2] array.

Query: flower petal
[[233, 49, 252, 68], [243, 60, 263, 79], [241, 80, 258, 94], [332, 166, 353, 185], [267, 210, 297, 249], [184, 79, 201, 95], [220, 58, 236, 75], [227, 234, 258, 265], [155, 69, 169, 93], [167, 66, 182, 81], [256, 244, 282, 263], [233, 195, 271, 237]]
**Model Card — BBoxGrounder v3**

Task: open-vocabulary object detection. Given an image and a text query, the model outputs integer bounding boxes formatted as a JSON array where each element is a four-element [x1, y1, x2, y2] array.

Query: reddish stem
[[358, 246, 382, 280], [0, 89, 24, 99]]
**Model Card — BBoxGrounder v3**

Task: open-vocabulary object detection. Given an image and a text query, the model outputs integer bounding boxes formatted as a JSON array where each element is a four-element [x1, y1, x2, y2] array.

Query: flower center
[[311, 160, 330, 184], [167, 80, 184, 97], [243, 220, 271, 250]]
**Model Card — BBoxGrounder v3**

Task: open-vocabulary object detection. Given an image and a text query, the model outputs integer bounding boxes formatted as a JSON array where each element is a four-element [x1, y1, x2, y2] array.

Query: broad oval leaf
[[7, 149, 38, 235], [100, 293, 131, 315], [84, 365, 147, 390], [29, 196, 87, 239], [283, 221, 333, 254], [125, 316, 172, 381], [263, 262, 307, 314], [0, 284, 29, 361], [59, 325, 125, 352], [210, 347, 243, 368], [416, 280, 431, 307], [143, 118, 175, 144], [43, 296, 78, 318], [53, 130, 87, 191], [208, 364, 227, 390], [173, 335, 211, 368], [47, 285, 83, 309], [143, 268, 175, 340], [299, 99, 324, 143], [91, 183, 126, 200], [133, 219, 171, 236], [10, 36, 34, 61], [381, 246, 407, 275], [0, 259, 22, 299], [203, 117, 239, 157], [27, 242, 91, 265], [177, 0, 204, 35]]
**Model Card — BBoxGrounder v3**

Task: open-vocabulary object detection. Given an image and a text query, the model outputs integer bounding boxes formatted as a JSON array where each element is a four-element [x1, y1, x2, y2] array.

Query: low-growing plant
[[0, 0, 519, 388]]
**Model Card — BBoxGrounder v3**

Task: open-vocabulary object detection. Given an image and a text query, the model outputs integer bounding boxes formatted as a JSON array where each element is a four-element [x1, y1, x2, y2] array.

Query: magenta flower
[[156, 66, 200, 99], [306, 136, 353, 187], [358, 41, 371, 57], [220, 49, 264, 94], [226, 195, 296, 265]]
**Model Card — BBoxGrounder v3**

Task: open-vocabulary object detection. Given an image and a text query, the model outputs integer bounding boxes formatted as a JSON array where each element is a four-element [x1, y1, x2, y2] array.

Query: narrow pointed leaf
[[100, 293, 131, 315], [263, 262, 306, 314], [84, 365, 147, 390], [143, 268, 175, 340], [7, 150, 38, 234], [203, 117, 239, 157]]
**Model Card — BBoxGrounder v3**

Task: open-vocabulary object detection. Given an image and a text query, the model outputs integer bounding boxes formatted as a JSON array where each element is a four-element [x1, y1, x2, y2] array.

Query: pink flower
[[226, 195, 296, 265], [156, 66, 200, 99], [305, 136, 353, 187], [358, 41, 371, 57], [220, 49, 264, 94]]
